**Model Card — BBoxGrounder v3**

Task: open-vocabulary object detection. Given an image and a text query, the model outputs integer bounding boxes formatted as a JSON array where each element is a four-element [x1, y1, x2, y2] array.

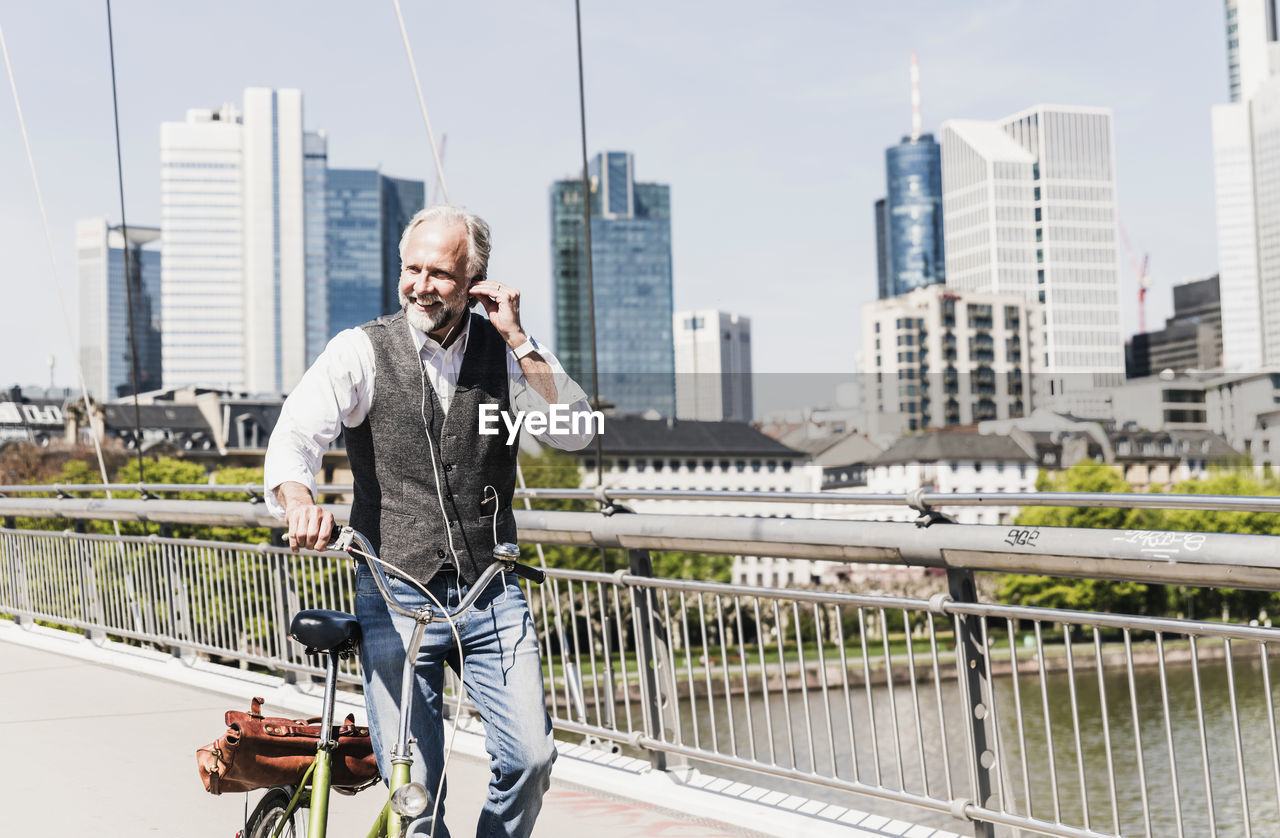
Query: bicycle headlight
[[390, 782, 429, 818]]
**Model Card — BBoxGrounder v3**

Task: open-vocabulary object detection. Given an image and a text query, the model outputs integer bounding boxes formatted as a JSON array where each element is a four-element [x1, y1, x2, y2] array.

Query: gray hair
[[398, 204, 492, 282]]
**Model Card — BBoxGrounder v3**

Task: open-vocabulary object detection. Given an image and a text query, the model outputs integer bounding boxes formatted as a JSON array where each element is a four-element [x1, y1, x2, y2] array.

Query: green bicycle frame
[[263, 759, 315, 838], [367, 760, 414, 838], [305, 748, 334, 836], [266, 749, 405, 838]]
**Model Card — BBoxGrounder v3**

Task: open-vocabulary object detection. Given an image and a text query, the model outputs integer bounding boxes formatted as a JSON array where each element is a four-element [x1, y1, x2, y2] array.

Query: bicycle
[[238, 525, 545, 838]]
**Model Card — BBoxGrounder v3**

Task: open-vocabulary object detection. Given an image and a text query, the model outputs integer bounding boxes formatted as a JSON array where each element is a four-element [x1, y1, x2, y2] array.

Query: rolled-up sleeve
[[264, 330, 375, 518], [507, 336, 598, 451]]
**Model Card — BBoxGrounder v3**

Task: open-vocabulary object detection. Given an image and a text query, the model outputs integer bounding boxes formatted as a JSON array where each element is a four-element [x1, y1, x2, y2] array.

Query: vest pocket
[[477, 506, 517, 545]]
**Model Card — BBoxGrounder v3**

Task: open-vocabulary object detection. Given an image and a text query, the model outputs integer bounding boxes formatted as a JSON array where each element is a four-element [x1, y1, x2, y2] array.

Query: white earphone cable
[[414, 317, 472, 837]]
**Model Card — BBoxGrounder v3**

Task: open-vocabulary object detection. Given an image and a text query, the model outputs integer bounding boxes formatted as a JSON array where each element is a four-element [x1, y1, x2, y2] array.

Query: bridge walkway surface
[[0, 622, 956, 838]]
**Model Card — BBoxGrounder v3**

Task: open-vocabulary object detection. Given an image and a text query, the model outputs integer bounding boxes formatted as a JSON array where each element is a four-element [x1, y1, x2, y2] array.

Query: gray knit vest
[[345, 311, 518, 583]]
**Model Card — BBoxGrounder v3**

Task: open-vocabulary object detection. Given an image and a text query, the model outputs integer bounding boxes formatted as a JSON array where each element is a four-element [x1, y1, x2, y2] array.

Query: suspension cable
[[105, 0, 148, 487], [0, 20, 119, 508], [573, 0, 607, 556], [391, 0, 450, 204]]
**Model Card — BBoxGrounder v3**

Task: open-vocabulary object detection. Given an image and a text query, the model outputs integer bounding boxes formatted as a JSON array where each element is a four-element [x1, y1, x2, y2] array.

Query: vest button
[[436, 549, 446, 559], [444, 464, 454, 472]]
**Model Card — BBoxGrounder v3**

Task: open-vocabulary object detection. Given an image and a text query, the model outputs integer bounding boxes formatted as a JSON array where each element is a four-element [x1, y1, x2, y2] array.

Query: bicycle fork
[[374, 610, 435, 838]]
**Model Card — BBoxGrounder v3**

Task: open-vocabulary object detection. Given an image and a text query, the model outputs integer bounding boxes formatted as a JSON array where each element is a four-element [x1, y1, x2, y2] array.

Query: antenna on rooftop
[[910, 52, 921, 141]]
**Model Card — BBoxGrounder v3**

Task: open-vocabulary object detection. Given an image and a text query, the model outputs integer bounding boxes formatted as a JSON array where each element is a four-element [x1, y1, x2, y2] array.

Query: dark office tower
[[551, 151, 675, 416], [326, 170, 424, 338], [874, 54, 945, 299], [874, 198, 889, 300], [1126, 275, 1224, 378]]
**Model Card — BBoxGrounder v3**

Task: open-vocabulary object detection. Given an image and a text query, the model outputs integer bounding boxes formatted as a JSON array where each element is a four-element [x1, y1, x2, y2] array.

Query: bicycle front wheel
[[244, 786, 304, 838]]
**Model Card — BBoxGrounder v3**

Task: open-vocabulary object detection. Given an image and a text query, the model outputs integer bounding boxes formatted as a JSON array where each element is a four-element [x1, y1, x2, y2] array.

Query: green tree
[[999, 461, 1163, 614], [1161, 471, 1280, 537], [1017, 461, 1144, 530], [1156, 471, 1280, 622], [516, 447, 731, 579], [650, 551, 732, 582], [516, 446, 609, 572]]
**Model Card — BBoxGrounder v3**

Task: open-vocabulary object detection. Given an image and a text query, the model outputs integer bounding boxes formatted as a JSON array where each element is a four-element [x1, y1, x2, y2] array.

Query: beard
[[400, 290, 465, 335]]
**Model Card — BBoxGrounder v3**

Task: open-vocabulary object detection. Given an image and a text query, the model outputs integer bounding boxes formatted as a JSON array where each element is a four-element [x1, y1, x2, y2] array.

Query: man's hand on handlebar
[[276, 481, 334, 552]]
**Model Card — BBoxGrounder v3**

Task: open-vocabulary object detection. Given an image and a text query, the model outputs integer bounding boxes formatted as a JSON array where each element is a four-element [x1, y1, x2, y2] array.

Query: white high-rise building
[[941, 105, 1123, 417], [160, 88, 326, 394], [1213, 102, 1264, 371], [76, 218, 162, 400], [1213, 1, 1279, 371], [1227, 0, 1277, 104], [1249, 68, 1280, 364], [673, 310, 753, 422]]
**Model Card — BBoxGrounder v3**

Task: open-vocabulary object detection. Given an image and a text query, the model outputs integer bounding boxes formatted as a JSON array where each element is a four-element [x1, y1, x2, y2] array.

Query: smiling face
[[398, 218, 473, 340]]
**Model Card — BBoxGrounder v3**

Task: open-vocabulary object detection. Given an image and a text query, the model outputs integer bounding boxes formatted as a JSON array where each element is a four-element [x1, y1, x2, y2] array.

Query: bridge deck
[[0, 621, 950, 838]]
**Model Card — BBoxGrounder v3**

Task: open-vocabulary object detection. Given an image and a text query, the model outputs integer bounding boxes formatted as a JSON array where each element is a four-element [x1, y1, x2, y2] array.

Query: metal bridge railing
[[2, 496, 1280, 838]]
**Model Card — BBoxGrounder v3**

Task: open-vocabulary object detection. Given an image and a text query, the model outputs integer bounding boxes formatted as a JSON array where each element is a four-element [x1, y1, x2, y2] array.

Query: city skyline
[[0, 2, 1224, 394]]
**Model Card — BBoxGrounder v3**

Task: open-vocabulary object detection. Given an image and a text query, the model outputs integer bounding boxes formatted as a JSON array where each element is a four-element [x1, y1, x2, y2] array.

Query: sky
[[0, 0, 1227, 404]]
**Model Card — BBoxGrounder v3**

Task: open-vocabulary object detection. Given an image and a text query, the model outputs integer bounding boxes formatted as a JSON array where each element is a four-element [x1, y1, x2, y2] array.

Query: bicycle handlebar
[[325, 526, 544, 621]]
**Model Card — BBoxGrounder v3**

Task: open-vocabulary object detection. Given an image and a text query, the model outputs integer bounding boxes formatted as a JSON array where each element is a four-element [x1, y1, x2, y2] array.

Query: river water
[[645, 655, 1280, 837]]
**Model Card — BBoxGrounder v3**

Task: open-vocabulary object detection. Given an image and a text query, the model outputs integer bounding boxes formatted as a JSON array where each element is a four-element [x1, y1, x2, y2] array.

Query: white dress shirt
[[265, 316, 595, 518]]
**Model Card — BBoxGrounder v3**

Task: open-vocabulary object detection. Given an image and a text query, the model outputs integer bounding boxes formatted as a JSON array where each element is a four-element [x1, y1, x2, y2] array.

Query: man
[[265, 205, 595, 837]]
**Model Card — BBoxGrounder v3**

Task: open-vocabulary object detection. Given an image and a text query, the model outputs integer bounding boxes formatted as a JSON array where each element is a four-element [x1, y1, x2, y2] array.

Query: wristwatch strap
[[511, 338, 536, 360]]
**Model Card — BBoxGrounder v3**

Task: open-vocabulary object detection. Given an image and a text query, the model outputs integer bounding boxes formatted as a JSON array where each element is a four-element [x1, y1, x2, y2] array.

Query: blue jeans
[[355, 566, 556, 838]]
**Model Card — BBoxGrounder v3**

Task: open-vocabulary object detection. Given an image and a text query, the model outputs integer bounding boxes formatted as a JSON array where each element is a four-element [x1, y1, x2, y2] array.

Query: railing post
[[628, 545, 687, 772], [162, 537, 192, 658], [272, 542, 301, 684], [947, 567, 996, 838], [72, 524, 106, 641], [5, 528, 33, 626]]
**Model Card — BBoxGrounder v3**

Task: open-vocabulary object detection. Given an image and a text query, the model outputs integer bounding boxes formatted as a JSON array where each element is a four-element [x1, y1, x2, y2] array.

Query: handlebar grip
[[512, 562, 545, 585]]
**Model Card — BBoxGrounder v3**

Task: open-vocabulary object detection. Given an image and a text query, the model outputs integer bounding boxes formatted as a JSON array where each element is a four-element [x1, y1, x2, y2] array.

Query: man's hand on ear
[[469, 279, 526, 348]]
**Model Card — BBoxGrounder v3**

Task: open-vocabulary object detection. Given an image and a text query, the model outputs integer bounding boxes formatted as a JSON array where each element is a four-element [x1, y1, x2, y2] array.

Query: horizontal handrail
[[4, 482, 1280, 513], [2, 496, 1278, 590]]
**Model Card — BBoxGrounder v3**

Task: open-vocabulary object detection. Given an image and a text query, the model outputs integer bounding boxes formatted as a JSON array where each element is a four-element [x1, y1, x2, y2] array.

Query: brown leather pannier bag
[[196, 697, 379, 795]]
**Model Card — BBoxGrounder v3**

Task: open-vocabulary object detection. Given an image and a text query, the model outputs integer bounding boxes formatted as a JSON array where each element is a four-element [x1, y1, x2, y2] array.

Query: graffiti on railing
[[1003, 527, 1042, 548], [1112, 529, 1207, 560]]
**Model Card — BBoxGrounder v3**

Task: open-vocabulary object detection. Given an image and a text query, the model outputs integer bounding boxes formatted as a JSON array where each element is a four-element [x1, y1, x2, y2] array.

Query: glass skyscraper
[[76, 218, 162, 399], [326, 170, 423, 337], [303, 131, 329, 367], [875, 134, 945, 298], [551, 151, 675, 416]]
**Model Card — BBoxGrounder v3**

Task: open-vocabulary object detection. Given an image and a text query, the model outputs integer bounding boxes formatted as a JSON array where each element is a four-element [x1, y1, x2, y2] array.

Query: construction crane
[[1117, 220, 1153, 334]]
